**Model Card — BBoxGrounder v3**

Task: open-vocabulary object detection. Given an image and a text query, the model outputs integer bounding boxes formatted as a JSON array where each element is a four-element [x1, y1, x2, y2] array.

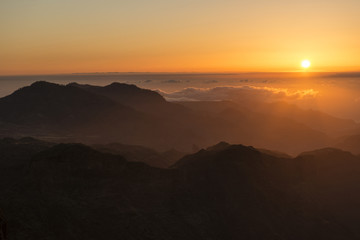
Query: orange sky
[[0, 0, 359, 75]]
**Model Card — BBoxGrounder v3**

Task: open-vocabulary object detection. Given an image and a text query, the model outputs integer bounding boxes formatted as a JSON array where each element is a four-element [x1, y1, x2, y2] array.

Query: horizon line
[[1, 70, 360, 77]]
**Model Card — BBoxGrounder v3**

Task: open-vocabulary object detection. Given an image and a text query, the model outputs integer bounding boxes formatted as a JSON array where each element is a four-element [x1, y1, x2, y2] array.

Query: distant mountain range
[[1, 138, 360, 239], [335, 134, 360, 154], [0, 81, 359, 154]]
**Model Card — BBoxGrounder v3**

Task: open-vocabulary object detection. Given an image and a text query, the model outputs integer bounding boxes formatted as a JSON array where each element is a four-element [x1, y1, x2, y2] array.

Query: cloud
[[158, 86, 319, 103]]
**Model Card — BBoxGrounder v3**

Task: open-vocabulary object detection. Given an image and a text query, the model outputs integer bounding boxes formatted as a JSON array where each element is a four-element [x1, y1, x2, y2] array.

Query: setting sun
[[301, 60, 311, 69]]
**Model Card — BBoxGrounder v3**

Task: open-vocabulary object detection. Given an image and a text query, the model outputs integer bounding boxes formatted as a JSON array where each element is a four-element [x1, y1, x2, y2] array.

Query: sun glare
[[301, 60, 311, 69]]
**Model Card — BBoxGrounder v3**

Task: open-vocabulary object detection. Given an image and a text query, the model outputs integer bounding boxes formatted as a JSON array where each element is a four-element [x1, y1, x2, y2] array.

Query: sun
[[301, 60, 311, 69]]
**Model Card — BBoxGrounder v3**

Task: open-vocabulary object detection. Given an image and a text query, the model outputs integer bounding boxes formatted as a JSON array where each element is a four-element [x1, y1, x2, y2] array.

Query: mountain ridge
[[1, 139, 360, 239]]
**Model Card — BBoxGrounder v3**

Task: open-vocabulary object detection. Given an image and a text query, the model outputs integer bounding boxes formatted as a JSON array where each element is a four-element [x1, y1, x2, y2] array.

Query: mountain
[[0, 137, 53, 166], [0, 81, 117, 125], [2, 81, 360, 238], [0, 137, 54, 195], [68, 82, 166, 110], [178, 100, 359, 139], [0, 82, 183, 149], [0, 81, 352, 154], [258, 101, 359, 138], [93, 142, 185, 168], [1, 141, 360, 239], [0, 81, 147, 142], [294, 148, 360, 236], [335, 134, 360, 154], [3, 144, 175, 240], [185, 101, 331, 154], [173, 143, 360, 239], [0, 81, 206, 151], [69, 82, 188, 115]]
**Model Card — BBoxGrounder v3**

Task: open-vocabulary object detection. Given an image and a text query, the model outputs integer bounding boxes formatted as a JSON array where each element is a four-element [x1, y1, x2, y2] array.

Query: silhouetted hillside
[[3, 143, 174, 240], [69, 82, 166, 109], [0, 82, 178, 148], [294, 148, 360, 236], [94, 143, 185, 168], [0, 81, 118, 125], [0, 137, 54, 194], [1, 141, 360, 239]]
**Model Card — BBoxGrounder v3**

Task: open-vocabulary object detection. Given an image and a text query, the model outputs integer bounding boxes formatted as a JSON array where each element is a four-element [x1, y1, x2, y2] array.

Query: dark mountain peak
[[0, 81, 122, 125], [206, 142, 259, 154], [71, 81, 165, 103], [3, 81, 109, 103], [173, 143, 264, 169], [103, 82, 166, 102], [30, 80, 59, 88], [106, 82, 140, 89], [206, 141, 231, 151], [25, 81, 84, 94], [213, 144, 261, 158], [12, 81, 66, 96], [67, 82, 83, 87]]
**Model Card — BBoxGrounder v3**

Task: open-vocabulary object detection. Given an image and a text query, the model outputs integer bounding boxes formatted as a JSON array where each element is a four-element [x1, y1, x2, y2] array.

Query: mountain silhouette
[[1, 139, 360, 239], [1, 82, 360, 239], [68, 82, 166, 110], [93, 142, 185, 168], [294, 148, 360, 236], [0, 81, 118, 125], [1, 81, 358, 154]]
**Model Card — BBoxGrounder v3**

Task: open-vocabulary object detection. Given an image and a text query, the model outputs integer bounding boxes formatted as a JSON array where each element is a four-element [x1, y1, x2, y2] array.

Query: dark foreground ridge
[[1, 138, 360, 239], [0, 209, 6, 240]]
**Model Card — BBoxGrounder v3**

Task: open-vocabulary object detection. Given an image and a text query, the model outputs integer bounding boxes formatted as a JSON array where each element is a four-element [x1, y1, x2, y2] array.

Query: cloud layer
[[158, 86, 319, 103]]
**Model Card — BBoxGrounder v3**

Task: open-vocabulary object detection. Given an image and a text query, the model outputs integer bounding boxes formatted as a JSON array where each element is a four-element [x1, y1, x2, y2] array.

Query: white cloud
[[158, 86, 319, 103]]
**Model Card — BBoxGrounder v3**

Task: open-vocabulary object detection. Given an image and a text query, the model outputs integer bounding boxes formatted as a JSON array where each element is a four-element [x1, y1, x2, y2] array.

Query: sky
[[0, 0, 359, 75]]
